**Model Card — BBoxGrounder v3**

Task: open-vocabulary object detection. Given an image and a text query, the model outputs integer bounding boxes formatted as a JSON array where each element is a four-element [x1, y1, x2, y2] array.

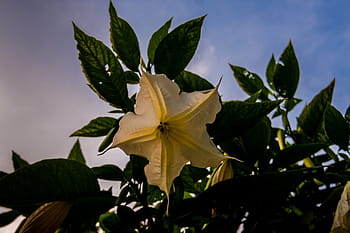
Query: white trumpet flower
[[111, 72, 227, 200]]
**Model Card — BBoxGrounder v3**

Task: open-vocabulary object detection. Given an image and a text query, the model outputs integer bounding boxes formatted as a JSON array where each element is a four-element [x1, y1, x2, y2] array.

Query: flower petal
[[172, 84, 221, 125], [139, 72, 181, 121], [112, 112, 157, 148], [144, 135, 188, 198], [170, 126, 226, 168]]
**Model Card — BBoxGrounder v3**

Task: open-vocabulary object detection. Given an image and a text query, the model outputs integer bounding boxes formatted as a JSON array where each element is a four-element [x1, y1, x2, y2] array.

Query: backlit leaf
[[109, 2, 140, 71], [298, 79, 335, 137], [0, 159, 99, 209], [241, 116, 271, 164], [68, 139, 86, 164], [98, 126, 119, 153], [230, 64, 269, 100], [92, 164, 125, 181], [124, 71, 139, 84], [273, 143, 326, 168], [266, 54, 276, 90], [70, 117, 118, 137], [208, 100, 282, 142], [174, 70, 214, 92], [73, 24, 132, 111], [272, 41, 299, 98], [148, 17, 172, 65], [154, 16, 205, 79], [283, 97, 302, 112], [12, 151, 29, 170], [325, 105, 349, 150]]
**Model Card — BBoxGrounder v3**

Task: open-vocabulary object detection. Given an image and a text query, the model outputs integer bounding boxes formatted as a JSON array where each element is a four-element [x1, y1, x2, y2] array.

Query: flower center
[[157, 122, 169, 133]]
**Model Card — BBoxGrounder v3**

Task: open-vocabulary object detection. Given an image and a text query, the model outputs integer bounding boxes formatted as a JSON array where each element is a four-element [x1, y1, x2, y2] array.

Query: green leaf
[[325, 105, 349, 150], [266, 54, 276, 91], [283, 97, 302, 112], [68, 139, 86, 164], [73, 23, 132, 111], [244, 90, 261, 103], [173, 171, 316, 221], [99, 212, 122, 232], [109, 2, 140, 72], [154, 15, 205, 79], [124, 71, 139, 84], [208, 100, 282, 142], [147, 185, 164, 205], [174, 70, 214, 92], [147, 17, 172, 65], [241, 116, 271, 165], [272, 41, 300, 98], [180, 165, 210, 194], [92, 165, 125, 181], [12, 151, 29, 170], [67, 195, 117, 225], [230, 64, 269, 100], [0, 210, 20, 227], [298, 79, 335, 137], [0, 159, 99, 209], [273, 143, 326, 168], [123, 155, 148, 184], [98, 126, 119, 153], [345, 105, 350, 124], [70, 117, 118, 137]]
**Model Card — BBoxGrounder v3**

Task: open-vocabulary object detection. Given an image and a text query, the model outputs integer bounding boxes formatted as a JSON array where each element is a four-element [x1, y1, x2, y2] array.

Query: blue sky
[[0, 0, 349, 230]]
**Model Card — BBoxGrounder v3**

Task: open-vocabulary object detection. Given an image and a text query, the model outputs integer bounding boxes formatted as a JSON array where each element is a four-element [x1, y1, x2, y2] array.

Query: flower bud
[[211, 159, 234, 186]]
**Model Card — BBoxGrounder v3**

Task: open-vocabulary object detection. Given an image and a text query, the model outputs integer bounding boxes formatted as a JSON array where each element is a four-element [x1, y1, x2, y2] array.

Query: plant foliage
[[0, 2, 349, 233]]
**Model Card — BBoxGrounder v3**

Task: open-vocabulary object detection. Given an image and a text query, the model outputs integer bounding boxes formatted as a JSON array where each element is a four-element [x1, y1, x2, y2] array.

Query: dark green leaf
[[272, 41, 300, 98], [298, 79, 335, 137], [241, 116, 271, 164], [208, 100, 282, 142], [173, 171, 317, 220], [12, 151, 29, 170], [70, 117, 118, 137], [98, 126, 119, 153], [148, 17, 172, 65], [92, 165, 125, 181], [180, 165, 210, 194], [123, 155, 148, 183], [99, 212, 122, 232], [266, 54, 276, 90], [0, 210, 20, 227], [154, 16, 205, 79], [109, 109, 124, 114], [273, 143, 326, 168], [0, 159, 99, 209], [345, 105, 350, 123], [325, 105, 349, 150], [244, 90, 261, 103], [109, 2, 140, 72], [230, 64, 269, 100], [124, 71, 139, 84], [68, 139, 86, 164], [283, 97, 302, 112], [174, 70, 214, 92], [73, 23, 132, 111], [68, 195, 117, 221], [147, 185, 165, 205]]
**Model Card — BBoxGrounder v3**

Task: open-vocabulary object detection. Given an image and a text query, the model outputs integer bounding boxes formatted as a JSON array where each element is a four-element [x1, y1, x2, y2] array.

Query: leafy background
[[1, 0, 350, 231]]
